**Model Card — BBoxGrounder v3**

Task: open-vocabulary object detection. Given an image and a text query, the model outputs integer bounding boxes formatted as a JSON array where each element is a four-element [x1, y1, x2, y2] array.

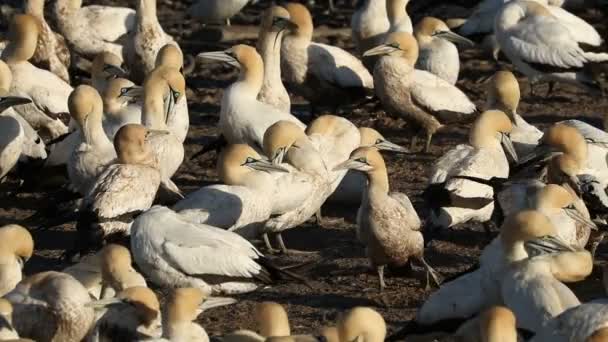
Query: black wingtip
[[257, 256, 315, 289]]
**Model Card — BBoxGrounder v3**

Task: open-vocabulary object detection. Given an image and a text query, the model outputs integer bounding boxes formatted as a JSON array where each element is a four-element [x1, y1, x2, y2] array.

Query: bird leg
[[263, 233, 282, 254], [276, 233, 318, 255], [417, 256, 443, 291], [546, 81, 557, 97], [424, 132, 434, 153], [315, 209, 324, 227], [377, 265, 386, 292], [410, 135, 418, 151]]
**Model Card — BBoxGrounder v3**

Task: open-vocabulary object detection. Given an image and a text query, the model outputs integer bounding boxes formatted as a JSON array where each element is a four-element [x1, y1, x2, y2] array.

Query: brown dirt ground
[[1, 0, 608, 338]]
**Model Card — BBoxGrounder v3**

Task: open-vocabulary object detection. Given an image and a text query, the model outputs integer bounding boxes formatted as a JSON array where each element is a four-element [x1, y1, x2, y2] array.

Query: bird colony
[[0, 0, 607, 340]]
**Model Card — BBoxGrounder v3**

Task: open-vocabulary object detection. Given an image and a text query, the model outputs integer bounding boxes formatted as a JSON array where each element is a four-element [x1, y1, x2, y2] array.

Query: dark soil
[[1, 0, 608, 338]]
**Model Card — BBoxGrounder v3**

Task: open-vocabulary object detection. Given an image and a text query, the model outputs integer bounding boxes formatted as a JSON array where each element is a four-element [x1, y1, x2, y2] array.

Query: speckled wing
[[81, 5, 136, 43], [160, 218, 264, 278], [410, 69, 476, 114], [560, 120, 608, 147], [389, 192, 421, 229], [309, 43, 374, 89], [87, 164, 161, 220], [501, 15, 591, 69], [530, 300, 608, 342], [148, 134, 184, 180]]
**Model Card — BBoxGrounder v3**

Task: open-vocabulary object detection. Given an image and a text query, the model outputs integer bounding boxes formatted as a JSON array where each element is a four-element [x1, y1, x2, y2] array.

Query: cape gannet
[[351, 0, 389, 70], [188, 0, 250, 26], [0, 224, 33, 297]]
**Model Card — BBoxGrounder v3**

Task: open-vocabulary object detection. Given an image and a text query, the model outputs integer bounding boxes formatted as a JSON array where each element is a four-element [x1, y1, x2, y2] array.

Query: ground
[[0, 0, 608, 338]]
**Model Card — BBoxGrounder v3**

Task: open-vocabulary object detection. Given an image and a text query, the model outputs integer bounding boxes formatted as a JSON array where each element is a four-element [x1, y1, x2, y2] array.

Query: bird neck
[[387, 0, 409, 26], [257, 30, 284, 92], [143, 97, 168, 130], [138, 0, 158, 23], [25, 0, 45, 17], [469, 122, 500, 150], [366, 168, 389, 195], [549, 251, 592, 282], [2, 33, 37, 64], [502, 239, 527, 263], [236, 57, 264, 97], [82, 112, 112, 148]]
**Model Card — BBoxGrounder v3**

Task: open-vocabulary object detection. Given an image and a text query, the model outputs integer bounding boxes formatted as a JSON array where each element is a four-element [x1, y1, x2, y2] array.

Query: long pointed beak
[[375, 139, 409, 153], [564, 207, 598, 231], [198, 297, 237, 313], [0, 96, 32, 113], [363, 44, 398, 57], [197, 51, 240, 68], [103, 64, 127, 78], [434, 31, 475, 47], [147, 129, 170, 139], [249, 158, 290, 173], [332, 159, 360, 171], [501, 133, 518, 164], [119, 85, 144, 99], [270, 147, 287, 165], [525, 235, 577, 256], [273, 17, 298, 31], [518, 144, 560, 165], [85, 297, 123, 309]]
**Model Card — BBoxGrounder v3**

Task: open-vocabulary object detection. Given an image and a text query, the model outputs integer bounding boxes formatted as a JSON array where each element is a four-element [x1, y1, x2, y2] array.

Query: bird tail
[[256, 257, 314, 289]]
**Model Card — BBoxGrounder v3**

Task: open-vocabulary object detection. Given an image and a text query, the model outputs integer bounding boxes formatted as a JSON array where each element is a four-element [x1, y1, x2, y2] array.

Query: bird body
[[530, 299, 608, 341], [0, 115, 24, 181], [351, 0, 389, 59], [188, 0, 250, 24]]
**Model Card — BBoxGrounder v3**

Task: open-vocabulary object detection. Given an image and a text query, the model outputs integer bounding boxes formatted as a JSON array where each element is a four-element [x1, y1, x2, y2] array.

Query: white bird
[[102, 77, 142, 140], [99, 244, 147, 297], [281, 2, 373, 112], [495, 0, 608, 93], [350, 0, 389, 69], [386, 0, 412, 34], [53, 0, 136, 60], [66, 85, 116, 196], [414, 17, 474, 85], [425, 110, 517, 230], [0, 94, 35, 181], [198, 44, 304, 149], [131, 205, 309, 294], [75, 124, 162, 257], [256, 6, 294, 113], [25, 0, 71, 83], [364, 32, 477, 152], [0, 224, 33, 297], [485, 70, 542, 157], [334, 147, 440, 291], [188, 0, 250, 26], [141, 67, 185, 195], [531, 299, 608, 341], [174, 144, 289, 239], [1, 14, 70, 140], [125, 0, 181, 84], [559, 119, 608, 181], [500, 210, 592, 333], [0, 299, 20, 340], [4, 271, 95, 342]]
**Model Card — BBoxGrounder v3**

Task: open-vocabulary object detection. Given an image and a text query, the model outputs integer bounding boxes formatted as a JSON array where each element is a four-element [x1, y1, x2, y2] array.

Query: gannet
[[559, 119, 608, 180], [188, 0, 250, 25], [66, 85, 116, 196], [90, 51, 126, 94], [0, 224, 33, 297], [386, 0, 412, 34], [262, 121, 333, 253], [350, 0, 389, 68], [531, 299, 608, 341], [338, 307, 386, 342], [152, 44, 190, 144], [0, 299, 20, 340], [25, 0, 71, 83], [257, 302, 291, 337], [0, 94, 33, 181], [87, 286, 161, 341], [141, 67, 185, 194], [75, 124, 162, 256], [53, 0, 135, 59], [102, 77, 142, 140], [425, 110, 516, 230], [327, 126, 408, 205], [100, 244, 147, 297], [1, 14, 70, 139], [500, 210, 592, 333], [5, 271, 95, 342], [256, 6, 294, 113], [414, 17, 474, 85], [174, 144, 289, 239], [452, 306, 518, 342], [131, 205, 308, 294], [495, 0, 608, 93], [485, 70, 542, 156], [364, 32, 476, 152], [62, 251, 105, 299], [334, 147, 441, 290], [198, 44, 304, 149], [281, 3, 373, 112], [125, 0, 181, 84]]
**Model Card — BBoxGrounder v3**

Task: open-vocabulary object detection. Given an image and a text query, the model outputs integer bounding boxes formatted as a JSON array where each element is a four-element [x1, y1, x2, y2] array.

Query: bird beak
[[564, 206, 598, 231], [332, 158, 363, 171], [363, 44, 398, 57], [270, 147, 288, 165], [197, 51, 240, 68], [103, 64, 127, 79], [273, 17, 298, 31], [0, 96, 32, 113], [500, 133, 518, 164], [198, 297, 237, 313], [146, 129, 170, 139], [525, 235, 578, 255], [375, 139, 409, 153], [85, 297, 123, 309], [248, 158, 290, 173], [518, 143, 560, 165], [119, 85, 144, 99], [433, 30, 475, 47]]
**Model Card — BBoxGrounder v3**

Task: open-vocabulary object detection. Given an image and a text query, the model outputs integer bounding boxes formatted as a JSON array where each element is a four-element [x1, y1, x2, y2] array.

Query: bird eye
[[245, 157, 255, 164], [35, 137, 41, 144], [389, 43, 400, 49], [375, 139, 383, 145], [356, 157, 367, 163], [172, 90, 181, 99]]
